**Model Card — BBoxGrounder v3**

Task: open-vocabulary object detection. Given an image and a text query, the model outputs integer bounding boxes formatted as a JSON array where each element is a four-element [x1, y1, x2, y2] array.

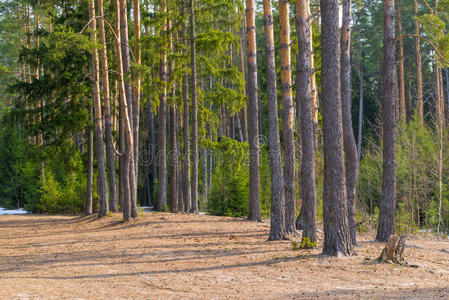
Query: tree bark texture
[[296, 0, 317, 246], [264, 0, 286, 241], [341, 0, 358, 245], [320, 0, 353, 256], [377, 0, 397, 242]]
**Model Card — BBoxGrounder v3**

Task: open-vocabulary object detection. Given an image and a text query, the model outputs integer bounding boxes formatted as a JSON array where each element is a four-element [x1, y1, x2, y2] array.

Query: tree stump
[[377, 235, 406, 264]]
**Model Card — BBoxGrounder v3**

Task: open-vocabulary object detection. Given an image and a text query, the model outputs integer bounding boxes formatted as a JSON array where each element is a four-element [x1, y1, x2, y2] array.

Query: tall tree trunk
[[320, 0, 353, 256], [169, 20, 178, 213], [132, 0, 141, 213], [149, 103, 157, 207], [436, 68, 444, 237], [309, 8, 318, 134], [203, 148, 208, 201], [119, 0, 137, 218], [406, 63, 412, 123], [239, 14, 248, 142], [377, 0, 397, 242], [357, 52, 364, 169], [182, 0, 191, 213], [446, 69, 449, 121], [88, 0, 109, 217], [158, 0, 168, 211], [264, 0, 286, 241], [414, 0, 423, 122], [170, 104, 178, 213], [115, 0, 135, 221], [190, 0, 199, 213], [341, 0, 358, 246], [296, 0, 317, 246], [97, 0, 118, 212], [86, 106, 94, 215], [397, 6, 406, 122], [119, 98, 125, 212], [246, 0, 261, 222], [280, 0, 296, 235]]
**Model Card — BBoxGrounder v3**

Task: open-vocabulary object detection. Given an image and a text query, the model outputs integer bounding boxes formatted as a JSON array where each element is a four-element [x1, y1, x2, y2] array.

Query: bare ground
[[0, 213, 448, 299]]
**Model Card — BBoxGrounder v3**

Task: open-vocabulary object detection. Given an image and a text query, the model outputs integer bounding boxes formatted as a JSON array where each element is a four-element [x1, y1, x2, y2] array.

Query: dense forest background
[[0, 0, 448, 245]]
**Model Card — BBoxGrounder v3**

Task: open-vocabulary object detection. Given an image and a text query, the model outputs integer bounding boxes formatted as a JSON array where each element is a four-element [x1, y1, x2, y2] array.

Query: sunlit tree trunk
[[279, 0, 296, 235], [246, 0, 261, 222], [296, 0, 317, 246]]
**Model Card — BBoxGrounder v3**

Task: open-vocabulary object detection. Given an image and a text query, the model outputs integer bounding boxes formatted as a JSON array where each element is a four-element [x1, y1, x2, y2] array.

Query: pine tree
[[321, 0, 353, 256], [376, 0, 397, 242], [246, 0, 261, 222], [264, 0, 286, 241], [279, 0, 296, 235], [341, 0, 358, 245]]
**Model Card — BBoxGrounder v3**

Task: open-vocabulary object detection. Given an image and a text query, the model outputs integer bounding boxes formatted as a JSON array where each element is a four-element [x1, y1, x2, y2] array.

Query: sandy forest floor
[[0, 213, 448, 299]]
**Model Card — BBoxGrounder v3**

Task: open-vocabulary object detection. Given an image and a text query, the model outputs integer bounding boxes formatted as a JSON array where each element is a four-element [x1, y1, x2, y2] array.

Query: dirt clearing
[[0, 213, 448, 299]]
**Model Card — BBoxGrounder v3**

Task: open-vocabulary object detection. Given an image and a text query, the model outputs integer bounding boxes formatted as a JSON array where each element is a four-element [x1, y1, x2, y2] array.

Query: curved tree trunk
[[88, 0, 109, 217], [97, 0, 118, 212], [320, 0, 353, 256], [246, 0, 261, 222], [296, 0, 317, 246], [341, 0, 358, 246], [377, 0, 397, 242], [280, 0, 296, 235], [264, 0, 286, 241]]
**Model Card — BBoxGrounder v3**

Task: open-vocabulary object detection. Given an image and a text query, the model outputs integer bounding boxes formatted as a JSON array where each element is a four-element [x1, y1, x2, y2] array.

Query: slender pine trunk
[[279, 0, 296, 235], [97, 0, 118, 212], [264, 0, 286, 241], [296, 0, 317, 246], [341, 0, 358, 246], [376, 0, 397, 242], [246, 0, 261, 222], [88, 0, 109, 217], [190, 0, 199, 213]]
